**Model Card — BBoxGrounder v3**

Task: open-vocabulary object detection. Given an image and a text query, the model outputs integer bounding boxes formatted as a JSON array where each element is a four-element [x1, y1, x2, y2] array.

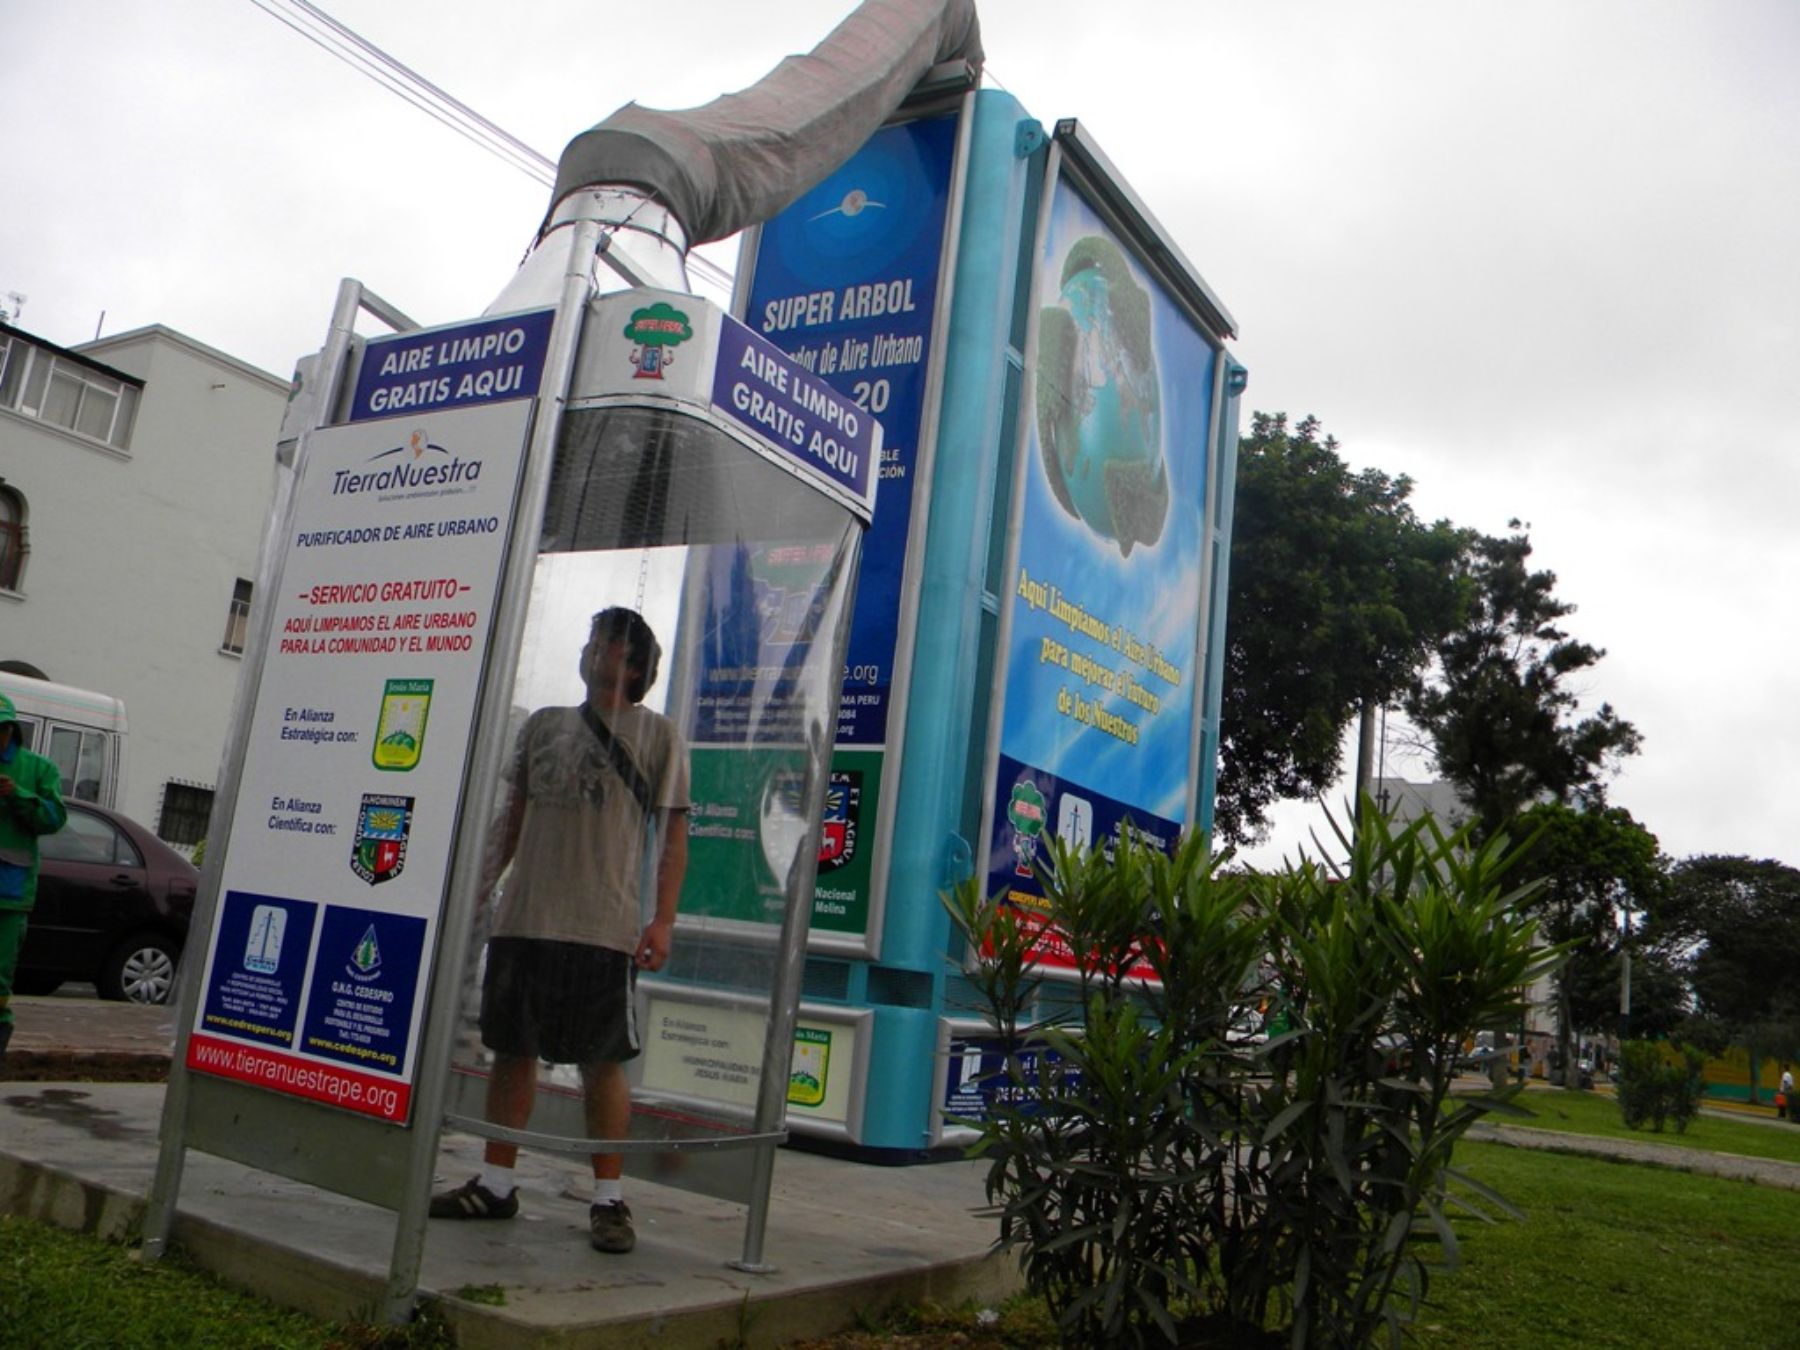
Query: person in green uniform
[[0, 693, 68, 1062]]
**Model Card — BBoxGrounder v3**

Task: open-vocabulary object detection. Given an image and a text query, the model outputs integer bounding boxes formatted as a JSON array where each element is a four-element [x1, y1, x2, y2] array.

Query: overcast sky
[[5, 1, 1795, 868]]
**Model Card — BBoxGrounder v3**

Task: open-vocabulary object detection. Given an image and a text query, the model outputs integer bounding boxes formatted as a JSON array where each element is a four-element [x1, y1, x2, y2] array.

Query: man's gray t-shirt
[[490, 702, 690, 955]]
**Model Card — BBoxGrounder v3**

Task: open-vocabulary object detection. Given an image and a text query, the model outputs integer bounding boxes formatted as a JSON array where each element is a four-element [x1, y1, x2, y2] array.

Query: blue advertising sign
[[349, 309, 553, 422], [985, 176, 1219, 937], [942, 1031, 1081, 1125], [710, 318, 879, 513], [989, 752, 1181, 890], [688, 538, 841, 745], [198, 891, 319, 1052], [742, 115, 957, 748], [298, 905, 427, 1077]]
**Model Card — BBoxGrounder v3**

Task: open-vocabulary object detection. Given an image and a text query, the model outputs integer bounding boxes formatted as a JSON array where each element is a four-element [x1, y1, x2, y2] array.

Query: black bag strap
[[578, 702, 652, 817]]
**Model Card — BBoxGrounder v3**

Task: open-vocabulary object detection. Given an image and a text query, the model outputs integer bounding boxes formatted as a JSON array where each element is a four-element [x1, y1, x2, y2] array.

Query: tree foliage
[[1509, 803, 1664, 1073], [1218, 413, 1467, 843], [943, 814, 1555, 1347], [1406, 527, 1641, 839], [1646, 856, 1800, 1063], [1615, 1040, 1707, 1133]]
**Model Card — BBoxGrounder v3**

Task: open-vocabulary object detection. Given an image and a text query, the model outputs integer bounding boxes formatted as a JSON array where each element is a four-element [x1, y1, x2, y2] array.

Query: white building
[[0, 318, 287, 845], [1370, 776, 1472, 833], [1373, 774, 1557, 1044]]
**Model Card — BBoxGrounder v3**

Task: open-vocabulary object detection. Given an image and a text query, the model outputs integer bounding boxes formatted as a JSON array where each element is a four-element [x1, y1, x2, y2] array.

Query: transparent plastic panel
[[449, 406, 860, 1156]]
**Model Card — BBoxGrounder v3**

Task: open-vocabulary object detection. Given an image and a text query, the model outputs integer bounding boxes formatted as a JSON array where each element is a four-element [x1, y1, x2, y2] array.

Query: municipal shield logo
[[351, 793, 413, 885], [817, 771, 861, 872], [372, 678, 432, 772]]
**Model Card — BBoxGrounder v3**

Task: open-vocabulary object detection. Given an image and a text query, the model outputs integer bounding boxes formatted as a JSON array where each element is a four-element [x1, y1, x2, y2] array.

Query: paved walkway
[[9, 996, 1800, 1343], [3, 990, 177, 1081], [0, 996, 1017, 1347], [1468, 1121, 1800, 1190]]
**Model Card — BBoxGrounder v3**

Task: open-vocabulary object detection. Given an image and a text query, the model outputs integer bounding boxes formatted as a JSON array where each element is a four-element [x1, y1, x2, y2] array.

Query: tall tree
[[1217, 413, 1467, 843], [1406, 526, 1641, 839], [1510, 802, 1664, 1086], [1645, 855, 1800, 1099]]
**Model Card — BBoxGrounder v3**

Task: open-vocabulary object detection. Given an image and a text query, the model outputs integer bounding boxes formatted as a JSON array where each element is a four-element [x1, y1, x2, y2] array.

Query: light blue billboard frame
[[858, 97, 1243, 1154], [704, 87, 1242, 1158]]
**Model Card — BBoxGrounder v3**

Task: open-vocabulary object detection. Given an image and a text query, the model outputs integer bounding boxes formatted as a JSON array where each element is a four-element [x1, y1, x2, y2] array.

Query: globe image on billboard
[[1035, 234, 1168, 557]]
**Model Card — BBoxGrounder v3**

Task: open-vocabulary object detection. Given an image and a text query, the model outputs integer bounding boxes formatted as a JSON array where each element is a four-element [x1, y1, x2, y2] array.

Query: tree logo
[[346, 923, 383, 980], [1008, 779, 1048, 878], [623, 302, 694, 380]]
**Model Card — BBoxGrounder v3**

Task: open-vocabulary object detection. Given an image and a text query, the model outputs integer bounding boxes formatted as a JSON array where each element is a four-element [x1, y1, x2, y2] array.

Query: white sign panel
[[187, 351, 538, 1124]]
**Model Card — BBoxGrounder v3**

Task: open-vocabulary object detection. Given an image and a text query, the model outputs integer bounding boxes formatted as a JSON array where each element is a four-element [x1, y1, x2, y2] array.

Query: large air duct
[[488, 0, 981, 312]]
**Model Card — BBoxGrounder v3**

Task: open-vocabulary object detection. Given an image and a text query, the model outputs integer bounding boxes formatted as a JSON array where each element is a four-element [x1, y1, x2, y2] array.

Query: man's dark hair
[[590, 607, 662, 702]]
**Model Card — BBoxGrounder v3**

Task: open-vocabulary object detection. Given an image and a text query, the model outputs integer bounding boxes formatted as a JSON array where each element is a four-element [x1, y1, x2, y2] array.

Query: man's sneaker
[[429, 1176, 518, 1220], [589, 1199, 635, 1253]]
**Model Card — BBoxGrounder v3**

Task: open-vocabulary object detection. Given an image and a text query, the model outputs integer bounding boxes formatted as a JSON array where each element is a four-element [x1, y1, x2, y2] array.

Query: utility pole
[[1353, 701, 1377, 826], [1619, 899, 1632, 1041]]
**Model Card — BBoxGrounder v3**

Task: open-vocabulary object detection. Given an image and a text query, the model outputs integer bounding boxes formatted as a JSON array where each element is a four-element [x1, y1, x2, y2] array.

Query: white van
[[0, 673, 128, 810]]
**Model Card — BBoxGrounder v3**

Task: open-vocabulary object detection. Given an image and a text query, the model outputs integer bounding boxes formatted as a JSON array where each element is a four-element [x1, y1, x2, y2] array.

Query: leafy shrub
[[1615, 1040, 1707, 1133], [944, 811, 1559, 1348]]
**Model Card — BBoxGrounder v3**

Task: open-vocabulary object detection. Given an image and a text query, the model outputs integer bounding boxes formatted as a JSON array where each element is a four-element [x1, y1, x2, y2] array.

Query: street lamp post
[[1619, 899, 1632, 1042]]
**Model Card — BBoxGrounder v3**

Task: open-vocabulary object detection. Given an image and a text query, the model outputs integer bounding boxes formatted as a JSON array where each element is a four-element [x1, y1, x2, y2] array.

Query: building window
[[158, 782, 215, 849], [222, 578, 253, 654], [0, 485, 23, 591], [0, 331, 138, 450], [44, 724, 111, 803]]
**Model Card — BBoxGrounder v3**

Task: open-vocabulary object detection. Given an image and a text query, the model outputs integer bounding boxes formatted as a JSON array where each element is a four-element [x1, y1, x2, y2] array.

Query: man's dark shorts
[[479, 937, 639, 1065]]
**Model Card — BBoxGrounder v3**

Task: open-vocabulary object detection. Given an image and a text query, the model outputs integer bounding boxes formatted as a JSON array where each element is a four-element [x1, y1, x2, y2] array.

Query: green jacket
[[0, 740, 66, 912]]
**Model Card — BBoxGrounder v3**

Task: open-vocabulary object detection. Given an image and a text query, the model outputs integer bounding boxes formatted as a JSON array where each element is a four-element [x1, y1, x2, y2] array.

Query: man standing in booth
[[0, 693, 68, 1065], [432, 607, 690, 1254]]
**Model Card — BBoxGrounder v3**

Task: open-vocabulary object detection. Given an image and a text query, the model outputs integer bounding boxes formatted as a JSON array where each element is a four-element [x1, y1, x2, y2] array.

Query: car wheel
[[99, 933, 181, 1005], [12, 972, 64, 996]]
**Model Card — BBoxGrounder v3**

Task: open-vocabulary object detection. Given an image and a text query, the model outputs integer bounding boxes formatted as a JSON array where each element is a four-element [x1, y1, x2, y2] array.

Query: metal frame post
[[142, 277, 388, 1258], [381, 216, 602, 1323]]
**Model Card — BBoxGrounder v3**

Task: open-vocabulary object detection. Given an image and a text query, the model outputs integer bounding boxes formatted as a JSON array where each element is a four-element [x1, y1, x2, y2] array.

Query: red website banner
[[187, 1032, 412, 1124], [999, 903, 1163, 984]]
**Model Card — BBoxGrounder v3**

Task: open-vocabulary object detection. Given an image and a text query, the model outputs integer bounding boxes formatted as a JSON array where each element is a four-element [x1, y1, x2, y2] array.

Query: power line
[[247, 0, 553, 184], [246, 0, 735, 292]]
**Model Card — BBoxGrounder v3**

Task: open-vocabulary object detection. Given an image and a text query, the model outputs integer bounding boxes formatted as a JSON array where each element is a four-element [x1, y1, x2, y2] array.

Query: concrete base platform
[[0, 1081, 1019, 1347]]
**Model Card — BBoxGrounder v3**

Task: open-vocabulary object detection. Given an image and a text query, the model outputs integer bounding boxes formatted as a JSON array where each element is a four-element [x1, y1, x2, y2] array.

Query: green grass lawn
[[8, 1098, 1800, 1348], [0, 1215, 446, 1350], [1500, 1086, 1800, 1164], [1418, 1139, 1800, 1347]]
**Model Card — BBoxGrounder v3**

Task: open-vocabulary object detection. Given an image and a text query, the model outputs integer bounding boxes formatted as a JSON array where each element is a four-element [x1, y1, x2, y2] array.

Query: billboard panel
[[983, 174, 1219, 967], [741, 113, 959, 942]]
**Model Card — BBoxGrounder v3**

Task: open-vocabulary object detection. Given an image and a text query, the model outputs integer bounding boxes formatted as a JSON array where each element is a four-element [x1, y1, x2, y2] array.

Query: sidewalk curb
[[0, 1077, 1023, 1349], [1468, 1122, 1800, 1191], [3, 1051, 170, 1083]]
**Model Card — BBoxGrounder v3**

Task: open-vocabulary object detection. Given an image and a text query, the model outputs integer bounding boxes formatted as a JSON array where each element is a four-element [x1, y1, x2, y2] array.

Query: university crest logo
[[817, 770, 861, 872], [372, 678, 433, 772], [351, 793, 414, 885]]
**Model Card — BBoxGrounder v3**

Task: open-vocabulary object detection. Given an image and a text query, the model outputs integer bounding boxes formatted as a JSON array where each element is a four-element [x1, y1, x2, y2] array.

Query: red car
[[13, 800, 199, 1004]]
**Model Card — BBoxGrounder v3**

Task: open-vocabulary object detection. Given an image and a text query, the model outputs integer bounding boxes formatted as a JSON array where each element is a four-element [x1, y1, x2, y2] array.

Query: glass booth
[[443, 300, 873, 1202]]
